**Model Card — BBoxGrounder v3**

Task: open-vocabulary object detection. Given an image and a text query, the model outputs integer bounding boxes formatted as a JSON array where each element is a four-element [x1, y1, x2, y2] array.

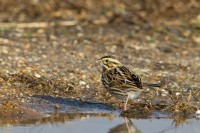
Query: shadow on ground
[[32, 95, 118, 113]]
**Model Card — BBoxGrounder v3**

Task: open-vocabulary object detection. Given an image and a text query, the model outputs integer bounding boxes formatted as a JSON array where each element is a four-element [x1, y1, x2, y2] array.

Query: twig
[[0, 19, 108, 28]]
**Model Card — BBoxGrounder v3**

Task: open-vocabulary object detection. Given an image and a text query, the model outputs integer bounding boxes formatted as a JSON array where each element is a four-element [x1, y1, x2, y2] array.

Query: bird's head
[[97, 55, 121, 70]]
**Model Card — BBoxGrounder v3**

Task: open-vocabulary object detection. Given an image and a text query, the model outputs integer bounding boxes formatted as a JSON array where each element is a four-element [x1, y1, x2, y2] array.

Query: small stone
[[13, 82, 22, 87], [20, 93, 23, 96], [161, 93, 167, 97], [77, 33, 83, 37], [21, 99, 25, 103], [196, 110, 200, 115], [182, 30, 191, 37], [2, 48, 8, 54], [86, 85, 90, 88], [54, 91, 59, 94], [145, 35, 152, 41], [79, 81, 86, 85], [42, 55, 47, 58], [192, 36, 200, 43], [34, 73, 41, 78], [196, 110, 200, 119], [0, 78, 4, 82], [81, 75, 86, 79], [161, 89, 168, 96]]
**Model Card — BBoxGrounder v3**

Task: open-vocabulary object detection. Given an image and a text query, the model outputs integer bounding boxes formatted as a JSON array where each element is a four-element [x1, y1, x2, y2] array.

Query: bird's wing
[[108, 66, 143, 89]]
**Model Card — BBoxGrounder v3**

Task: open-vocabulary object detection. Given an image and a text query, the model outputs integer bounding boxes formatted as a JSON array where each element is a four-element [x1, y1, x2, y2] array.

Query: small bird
[[98, 55, 160, 111]]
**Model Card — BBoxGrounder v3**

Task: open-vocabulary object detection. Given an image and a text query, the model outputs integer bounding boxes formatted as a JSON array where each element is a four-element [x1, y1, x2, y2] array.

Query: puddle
[[0, 113, 199, 133], [0, 96, 199, 133]]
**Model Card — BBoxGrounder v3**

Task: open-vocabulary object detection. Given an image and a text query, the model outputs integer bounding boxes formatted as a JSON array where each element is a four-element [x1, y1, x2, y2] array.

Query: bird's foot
[[123, 108, 127, 111]]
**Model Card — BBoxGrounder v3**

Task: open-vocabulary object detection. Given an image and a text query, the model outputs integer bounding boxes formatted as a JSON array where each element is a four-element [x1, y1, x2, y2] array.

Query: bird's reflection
[[108, 117, 141, 133]]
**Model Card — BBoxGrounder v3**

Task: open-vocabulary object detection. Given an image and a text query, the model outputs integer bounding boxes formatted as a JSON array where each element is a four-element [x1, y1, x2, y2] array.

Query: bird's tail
[[143, 82, 162, 87]]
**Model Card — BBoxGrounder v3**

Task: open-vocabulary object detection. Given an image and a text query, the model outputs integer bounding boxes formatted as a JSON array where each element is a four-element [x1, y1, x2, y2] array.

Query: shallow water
[[0, 113, 199, 133], [0, 96, 199, 133]]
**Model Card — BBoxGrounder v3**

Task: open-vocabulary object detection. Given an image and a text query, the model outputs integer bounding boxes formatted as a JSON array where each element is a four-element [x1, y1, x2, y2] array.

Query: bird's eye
[[105, 59, 109, 62]]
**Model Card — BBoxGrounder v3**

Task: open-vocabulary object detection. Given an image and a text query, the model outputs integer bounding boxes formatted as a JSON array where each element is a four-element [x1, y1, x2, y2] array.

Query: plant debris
[[0, 0, 200, 123]]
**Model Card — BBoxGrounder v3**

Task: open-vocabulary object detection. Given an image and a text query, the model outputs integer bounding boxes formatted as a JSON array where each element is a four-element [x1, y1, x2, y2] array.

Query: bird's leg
[[124, 94, 130, 111], [124, 117, 131, 133]]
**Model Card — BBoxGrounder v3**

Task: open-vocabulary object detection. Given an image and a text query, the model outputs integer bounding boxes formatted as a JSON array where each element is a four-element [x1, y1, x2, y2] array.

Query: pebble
[[79, 81, 86, 85], [161, 89, 168, 97], [13, 82, 22, 87], [196, 110, 200, 115], [161, 93, 167, 97], [77, 33, 83, 37], [86, 85, 90, 88], [175, 92, 181, 96], [34, 73, 41, 78], [196, 110, 200, 119]]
